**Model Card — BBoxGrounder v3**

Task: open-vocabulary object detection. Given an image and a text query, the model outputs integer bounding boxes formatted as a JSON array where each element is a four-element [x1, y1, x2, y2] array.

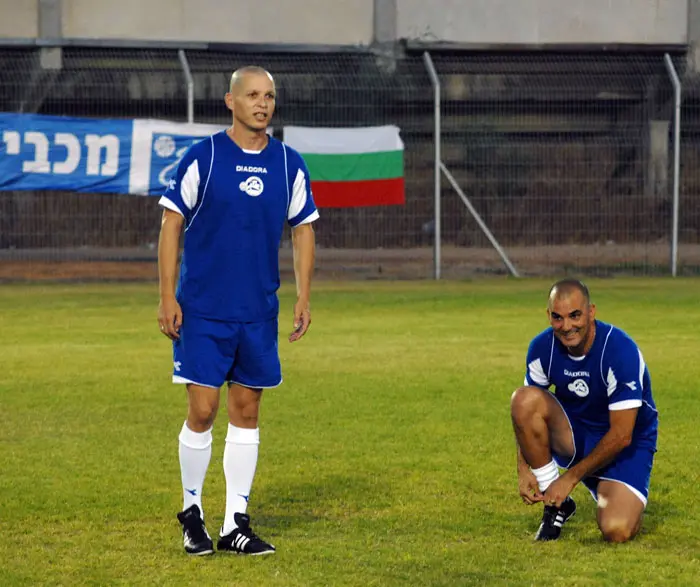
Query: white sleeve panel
[[295, 210, 320, 225], [181, 159, 200, 210], [609, 399, 643, 411], [527, 358, 549, 387], [288, 168, 308, 220], [158, 196, 184, 216], [606, 367, 618, 397]]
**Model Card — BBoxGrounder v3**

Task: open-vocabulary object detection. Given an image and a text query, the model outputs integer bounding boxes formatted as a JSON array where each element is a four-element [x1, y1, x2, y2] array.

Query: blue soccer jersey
[[524, 320, 658, 449], [159, 132, 319, 322]]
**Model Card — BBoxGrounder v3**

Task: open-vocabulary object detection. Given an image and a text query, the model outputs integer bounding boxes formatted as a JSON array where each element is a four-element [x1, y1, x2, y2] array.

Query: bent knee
[[511, 386, 545, 416], [600, 520, 638, 543]]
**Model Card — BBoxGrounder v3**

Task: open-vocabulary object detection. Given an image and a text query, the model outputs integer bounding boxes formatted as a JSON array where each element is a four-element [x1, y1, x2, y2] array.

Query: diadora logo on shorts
[[174, 361, 181, 372], [568, 378, 589, 398], [239, 176, 264, 197], [236, 165, 267, 174]]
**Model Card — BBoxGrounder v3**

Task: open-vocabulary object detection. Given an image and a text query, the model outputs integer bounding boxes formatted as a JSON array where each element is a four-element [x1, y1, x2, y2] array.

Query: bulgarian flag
[[283, 125, 405, 208]]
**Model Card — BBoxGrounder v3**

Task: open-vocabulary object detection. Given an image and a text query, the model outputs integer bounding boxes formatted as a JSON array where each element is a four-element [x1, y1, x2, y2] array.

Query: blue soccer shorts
[[553, 416, 655, 507], [172, 315, 282, 389]]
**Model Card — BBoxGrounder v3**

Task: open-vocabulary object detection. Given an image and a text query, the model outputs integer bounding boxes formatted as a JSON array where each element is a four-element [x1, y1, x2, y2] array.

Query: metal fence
[[0, 45, 696, 281]]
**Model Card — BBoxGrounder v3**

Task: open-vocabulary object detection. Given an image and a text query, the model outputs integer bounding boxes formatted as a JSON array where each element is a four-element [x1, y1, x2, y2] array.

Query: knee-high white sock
[[531, 459, 560, 493], [222, 424, 260, 535], [178, 422, 213, 516]]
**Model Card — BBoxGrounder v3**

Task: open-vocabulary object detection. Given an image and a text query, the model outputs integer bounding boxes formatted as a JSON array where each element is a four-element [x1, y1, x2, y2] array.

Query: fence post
[[178, 49, 194, 124], [664, 53, 681, 277]]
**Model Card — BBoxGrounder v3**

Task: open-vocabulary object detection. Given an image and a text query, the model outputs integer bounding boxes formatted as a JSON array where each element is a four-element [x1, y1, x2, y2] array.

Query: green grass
[[1, 278, 699, 586]]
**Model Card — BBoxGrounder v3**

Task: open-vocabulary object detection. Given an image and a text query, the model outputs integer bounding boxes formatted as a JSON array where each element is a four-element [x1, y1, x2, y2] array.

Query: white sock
[[531, 459, 560, 493], [178, 422, 213, 516], [222, 424, 260, 535]]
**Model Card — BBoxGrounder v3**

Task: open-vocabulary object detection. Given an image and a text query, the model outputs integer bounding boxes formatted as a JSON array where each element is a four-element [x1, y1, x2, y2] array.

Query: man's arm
[[567, 408, 637, 483], [544, 408, 638, 506], [289, 222, 315, 342], [157, 209, 184, 340]]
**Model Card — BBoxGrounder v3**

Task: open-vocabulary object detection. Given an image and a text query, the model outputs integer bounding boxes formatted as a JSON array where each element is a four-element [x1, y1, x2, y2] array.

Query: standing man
[[157, 66, 318, 556], [511, 279, 658, 542]]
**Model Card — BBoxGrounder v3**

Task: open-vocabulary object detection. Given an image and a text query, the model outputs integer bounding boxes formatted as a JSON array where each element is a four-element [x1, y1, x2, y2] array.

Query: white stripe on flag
[[283, 125, 403, 155]]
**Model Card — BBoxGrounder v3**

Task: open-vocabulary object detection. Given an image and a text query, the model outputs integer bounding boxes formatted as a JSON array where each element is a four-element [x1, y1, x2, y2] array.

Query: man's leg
[[179, 384, 220, 514], [595, 481, 645, 543], [511, 386, 577, 540], [217, 383, 275, 555], [511, 385, 575, 478], [176, 383, 220, 555], [222, 383, 262, 534]]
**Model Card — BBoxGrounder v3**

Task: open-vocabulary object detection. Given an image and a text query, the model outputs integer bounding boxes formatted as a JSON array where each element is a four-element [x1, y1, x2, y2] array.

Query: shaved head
[[548, 278, 591, 310], [546, 278, 596, 355], [229, 66, 274, 93]]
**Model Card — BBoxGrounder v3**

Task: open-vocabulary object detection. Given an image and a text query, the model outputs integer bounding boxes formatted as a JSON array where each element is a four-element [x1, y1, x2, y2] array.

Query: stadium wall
[[0, 0, 691, 47], [398, 0, 689, 46]]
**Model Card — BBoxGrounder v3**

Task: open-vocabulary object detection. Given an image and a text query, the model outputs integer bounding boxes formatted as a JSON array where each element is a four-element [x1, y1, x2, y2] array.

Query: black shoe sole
[[217, 546, 276, 556], [185, 548, 214, 556]]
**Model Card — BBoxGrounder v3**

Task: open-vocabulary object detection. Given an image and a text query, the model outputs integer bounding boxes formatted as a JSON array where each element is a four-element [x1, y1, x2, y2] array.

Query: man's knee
[[228, 385, 262, 425], [187, 390, 219, 429], [599, 518, 639, 543], [511, 386, 544, 419]]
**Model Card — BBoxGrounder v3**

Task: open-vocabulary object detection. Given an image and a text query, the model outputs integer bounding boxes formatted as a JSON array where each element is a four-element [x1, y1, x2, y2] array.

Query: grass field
[[1, 278, 699, 586]]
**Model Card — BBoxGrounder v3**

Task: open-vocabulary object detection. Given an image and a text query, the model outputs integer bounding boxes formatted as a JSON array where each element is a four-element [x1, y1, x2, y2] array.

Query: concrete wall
[[397, 0, 689, 45], [0, 0, 38, 38], [61, 0, 373, 45], [0, 0, 690, 46]]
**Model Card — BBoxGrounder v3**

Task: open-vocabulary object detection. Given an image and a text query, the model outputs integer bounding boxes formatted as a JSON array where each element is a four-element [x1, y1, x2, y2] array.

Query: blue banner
[[0, 113, 225, 195]]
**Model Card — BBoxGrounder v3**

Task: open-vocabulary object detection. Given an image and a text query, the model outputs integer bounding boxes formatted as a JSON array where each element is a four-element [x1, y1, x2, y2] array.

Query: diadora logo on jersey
[[174, 361, 181, 372], [568, 378, 589, 397], [167, 178, 176, 190], [239, 176, 264, 197], [564, 369, 590, 378], [624, 381, 637, 390], [236, 165, 268, 174]]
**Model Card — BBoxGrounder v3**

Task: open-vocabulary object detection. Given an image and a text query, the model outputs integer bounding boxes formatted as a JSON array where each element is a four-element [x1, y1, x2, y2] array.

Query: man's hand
[[289, 298, 310, 342], [518, 467, 544, 505], [542, 473, 577, 508], [158, 296, 183, 340]]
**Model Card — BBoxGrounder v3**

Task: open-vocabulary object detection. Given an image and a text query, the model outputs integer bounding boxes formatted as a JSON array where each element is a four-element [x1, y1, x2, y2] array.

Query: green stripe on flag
[[302, 150, 403, 182]]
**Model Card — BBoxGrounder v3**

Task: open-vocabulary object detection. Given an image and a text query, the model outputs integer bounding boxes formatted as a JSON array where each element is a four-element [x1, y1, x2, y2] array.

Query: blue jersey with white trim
[[159, 132, 319, 322], [524, 320, 658, 449]]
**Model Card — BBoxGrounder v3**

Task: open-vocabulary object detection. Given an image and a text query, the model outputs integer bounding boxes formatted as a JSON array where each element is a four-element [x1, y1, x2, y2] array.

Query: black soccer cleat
[[177, 504, 214, 555], [535, 497, 577, 541], [217, 512, 276, 555]]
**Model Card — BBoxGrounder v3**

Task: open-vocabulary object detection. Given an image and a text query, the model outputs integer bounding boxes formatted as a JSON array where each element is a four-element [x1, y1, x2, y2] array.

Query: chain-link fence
[[681, 72, 700, 276], [0, 46, 696, 280]]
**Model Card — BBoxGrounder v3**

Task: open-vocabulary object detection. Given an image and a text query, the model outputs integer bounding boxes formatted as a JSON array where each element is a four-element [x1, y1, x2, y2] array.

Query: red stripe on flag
[[310, 178, 405, 208]]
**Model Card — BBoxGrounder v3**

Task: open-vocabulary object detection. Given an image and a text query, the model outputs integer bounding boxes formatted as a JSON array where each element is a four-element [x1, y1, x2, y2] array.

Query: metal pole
[[440, 162, 520, 277], [664, 53, 681, 277], [423, 51, 441, 280], [178, 49, 194, 124]]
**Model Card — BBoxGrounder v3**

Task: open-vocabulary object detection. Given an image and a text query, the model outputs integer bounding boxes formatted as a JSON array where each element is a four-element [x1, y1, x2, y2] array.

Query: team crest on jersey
[[568, 378, 589, 398], [239, 176, 264, 197]]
